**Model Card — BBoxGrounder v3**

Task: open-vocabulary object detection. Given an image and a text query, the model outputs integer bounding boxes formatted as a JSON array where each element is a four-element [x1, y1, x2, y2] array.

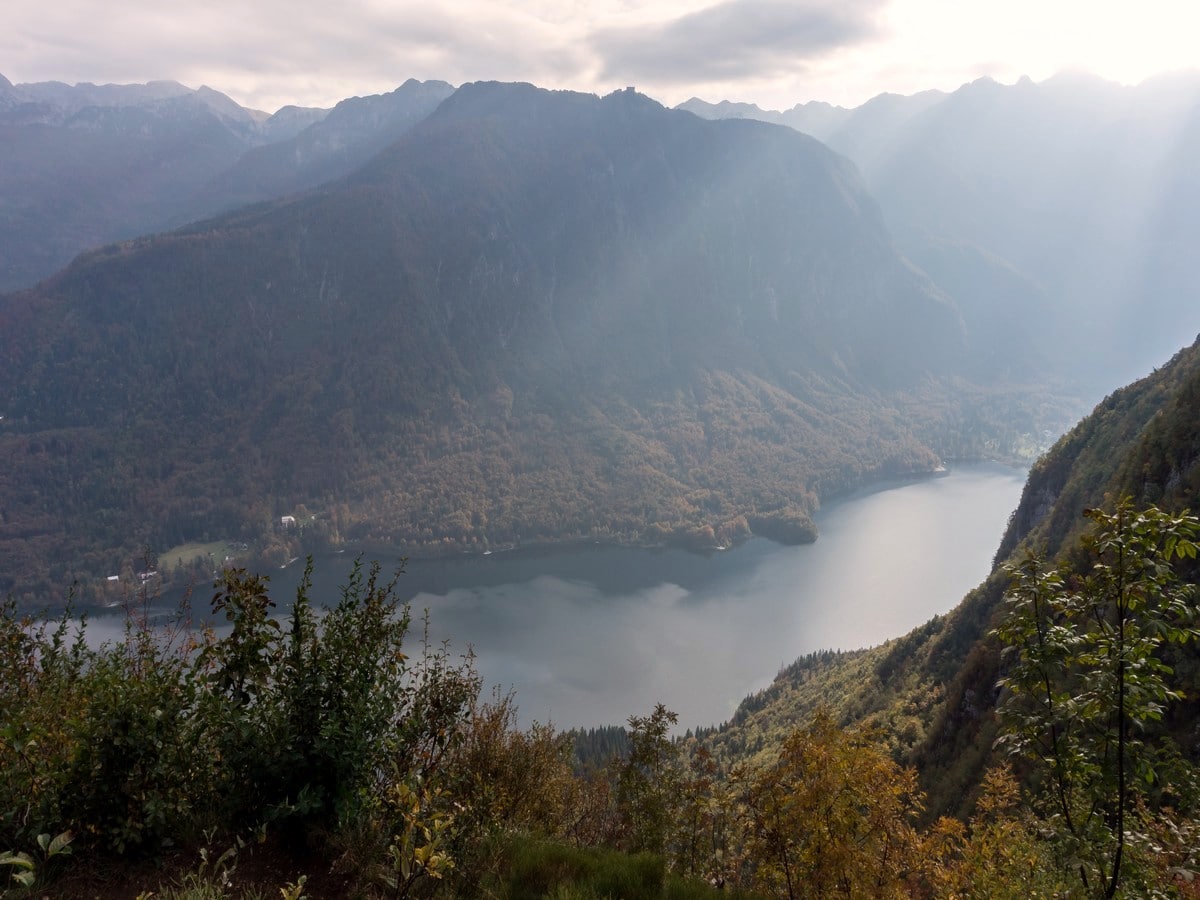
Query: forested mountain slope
[[0, 81, 1047, 602], [706, 334, 1200, 818]]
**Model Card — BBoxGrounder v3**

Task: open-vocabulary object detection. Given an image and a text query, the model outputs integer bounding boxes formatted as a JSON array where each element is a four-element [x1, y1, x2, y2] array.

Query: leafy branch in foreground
[[0, 829, 72, 891], [994, 500, 1200, 898]]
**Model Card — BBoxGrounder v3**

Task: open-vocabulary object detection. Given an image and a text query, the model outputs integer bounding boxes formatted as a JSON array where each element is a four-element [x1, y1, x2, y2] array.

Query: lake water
[[87, 462, 1026, 731], [344, 461, 1024, 729]]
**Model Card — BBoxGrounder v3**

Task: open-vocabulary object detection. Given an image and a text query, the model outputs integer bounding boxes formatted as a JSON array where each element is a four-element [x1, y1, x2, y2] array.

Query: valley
[[0, 79, 1079, 604], [4, 59, 1200, 896]]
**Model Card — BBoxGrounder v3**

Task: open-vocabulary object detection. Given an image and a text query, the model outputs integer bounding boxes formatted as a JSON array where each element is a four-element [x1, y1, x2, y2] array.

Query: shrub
[[499, 837, 664, 900]]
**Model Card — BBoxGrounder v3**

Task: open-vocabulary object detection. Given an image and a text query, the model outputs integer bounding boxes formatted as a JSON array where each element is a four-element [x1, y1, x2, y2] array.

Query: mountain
[[0, 81, 1024, 602], [676, 97, 794, 127], [0, 75, 452, 293], [706, 332, 1200, 818], [181, 78, 455, 223], [0, 75, 311, 292], [681, 74, 1200, 394], [678, 90, 946, 151]]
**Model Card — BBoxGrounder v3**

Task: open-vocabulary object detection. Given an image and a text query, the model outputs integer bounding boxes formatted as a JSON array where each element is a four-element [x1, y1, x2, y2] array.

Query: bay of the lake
[[87, 462, 1026, 731]]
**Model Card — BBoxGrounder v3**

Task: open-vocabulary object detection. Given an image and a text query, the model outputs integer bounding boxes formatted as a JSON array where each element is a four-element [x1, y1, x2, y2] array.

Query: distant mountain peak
[[786, 99, 845, 113], [678, 97, 777, 119], [146, 78, 189, 91], [194, 84, 263, 122], [396, 76, 454, 93], [177, 76, 453, 224], [601, 84, 665, 111]]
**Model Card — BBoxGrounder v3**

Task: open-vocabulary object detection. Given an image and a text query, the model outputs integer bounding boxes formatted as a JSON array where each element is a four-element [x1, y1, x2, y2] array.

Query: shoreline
[[59, 458, 1027, 614], [285, 458, 1028, 574]]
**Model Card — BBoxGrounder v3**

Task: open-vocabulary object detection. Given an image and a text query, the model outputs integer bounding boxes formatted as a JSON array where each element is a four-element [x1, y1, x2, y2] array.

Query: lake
[[348, 461, 1024, 729], [87, 462, 1026, 731]]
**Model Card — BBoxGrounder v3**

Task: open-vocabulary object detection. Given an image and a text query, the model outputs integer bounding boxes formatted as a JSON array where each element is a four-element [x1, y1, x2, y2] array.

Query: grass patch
[[492, 836, 760, 900], [159, 541, 236, 571]]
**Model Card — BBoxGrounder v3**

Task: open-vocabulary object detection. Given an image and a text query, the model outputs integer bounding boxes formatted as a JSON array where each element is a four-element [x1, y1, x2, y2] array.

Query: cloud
[[591, 0, 886, 85], [11, 0, 1189, 114], [1, 0, 593, 111]]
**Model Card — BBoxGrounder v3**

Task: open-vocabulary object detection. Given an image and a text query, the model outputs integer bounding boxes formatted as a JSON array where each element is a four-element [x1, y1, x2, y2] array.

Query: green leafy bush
[[0, 557, 482, 869], [499, 837, 664, 900]]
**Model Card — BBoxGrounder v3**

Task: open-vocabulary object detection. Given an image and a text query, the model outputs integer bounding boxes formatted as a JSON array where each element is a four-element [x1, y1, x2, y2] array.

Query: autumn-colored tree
[[739, 709, 925, 899], [452, 692, 576, 838], [670, 745, 740, 888], [928, 766, 1070, 898]]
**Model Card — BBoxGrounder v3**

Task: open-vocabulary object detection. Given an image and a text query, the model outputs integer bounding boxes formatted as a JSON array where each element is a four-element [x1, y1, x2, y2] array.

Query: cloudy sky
[[4, 0, 1198, 113]]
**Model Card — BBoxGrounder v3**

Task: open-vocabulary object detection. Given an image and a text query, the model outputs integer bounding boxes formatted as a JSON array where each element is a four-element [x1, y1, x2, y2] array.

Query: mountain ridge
[[0, 74, 452, 292], [681, 73, 1200, 395]]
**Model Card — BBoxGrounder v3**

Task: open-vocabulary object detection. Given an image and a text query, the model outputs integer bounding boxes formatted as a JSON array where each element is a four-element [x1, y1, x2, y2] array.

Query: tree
[[739, 709, 926, 899], [615, 703, 681, 855], [670, 745, 739, 887], [994, 500, 1200, 898], [929, 766, 1071, 898]]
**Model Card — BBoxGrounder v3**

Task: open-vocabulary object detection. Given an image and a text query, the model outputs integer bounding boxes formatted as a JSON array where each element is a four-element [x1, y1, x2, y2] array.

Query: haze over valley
[[8, 1, 1200, 890], [9, 67, 1194, 601]]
